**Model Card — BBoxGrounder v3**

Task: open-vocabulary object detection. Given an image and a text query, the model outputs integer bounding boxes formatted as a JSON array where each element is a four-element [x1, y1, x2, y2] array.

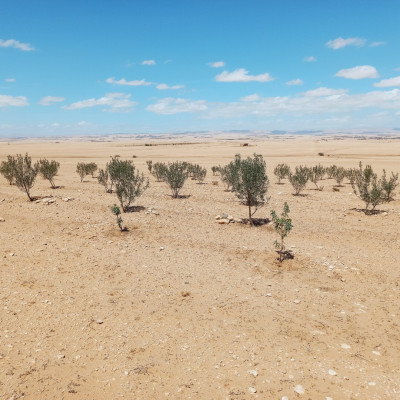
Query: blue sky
[[1, 0, 400, 137]]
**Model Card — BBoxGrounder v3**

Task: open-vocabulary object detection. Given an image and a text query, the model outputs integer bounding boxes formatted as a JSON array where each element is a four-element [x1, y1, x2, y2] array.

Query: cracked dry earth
[[0, 136, 400, 399]]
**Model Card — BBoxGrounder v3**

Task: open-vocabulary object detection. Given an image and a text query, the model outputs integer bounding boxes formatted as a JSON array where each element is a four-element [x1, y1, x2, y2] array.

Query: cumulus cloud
[[215, 68, 273, 82], [106, 77, 153, 86], [326, 37, 366, 50], [142, 60, 156, 65], [0, 38, 34, 51], [335, 65, 378, 80], [146, 98, 207, 114], [5, 78, 16, 82], [156, 83, 184, 90], [374, 76, 400, 87], [241, 94, 261, 102], [303, 87, 348, 97], [0, 94, 29, 107], [286, 78, 303, 86], [40, 96, 65, 106], [63, 93, 137, 112], [370, 41, 386, 47], [209, 61, 225, 68], [303, 56, 316, 62]]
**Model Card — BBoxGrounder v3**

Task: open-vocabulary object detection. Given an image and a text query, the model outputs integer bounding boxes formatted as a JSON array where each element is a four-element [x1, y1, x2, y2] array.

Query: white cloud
[[370, 41, 386, 47], [326, 37, 366, 50], [374, 76, 400, 87], [215, 68, 273, 82], [142, 60, 156, 65], [335, 65, 378, 80], [156, 83, 184, 90], [241, 94, 261, 102], [303, 87, 348, 97], [63, 93, 137, 112], [303, 56, 316, 62], [209, 61, 225, 68], [286, 78, 303, 86], [106, 77, 153, 86], [5, 78, 16, 83], [0, 38, 34, 51], [146, 98, 207, 114], [0, 94, 29, 107], [39, 96, 65, 106]]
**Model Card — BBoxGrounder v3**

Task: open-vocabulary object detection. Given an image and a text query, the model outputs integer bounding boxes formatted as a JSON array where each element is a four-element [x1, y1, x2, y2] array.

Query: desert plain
[[0, 134, 400, 399]]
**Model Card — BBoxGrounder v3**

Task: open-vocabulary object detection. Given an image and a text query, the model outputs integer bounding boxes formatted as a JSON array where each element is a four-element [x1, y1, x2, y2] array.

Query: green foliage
[[289, 166, 309, 195], [111, 204, 125, 231], [38, 159, 60, 188], [152, 162, 168, 182], [381, 169, 399, 201], [346, 168, 358, 185], [274, 163, 291, 184], [326, 165, 338, 179], [192, 164, 207, 183], [14, 153, 39, 201], [97, 168, 112, 193], [107, 158, 149, 212], [146, 160, 153, 173], [211, 166, 220, 176], [333, 166, 347, 186], [0, 155, 17, 185], [230, 153, 269, 225], [164, 161, 189, 198], [76, 162, 88, 182], [308, 164, 325, 190], [219, 154, 241, 191], [352, 162, 384, 213], [85, 162, 98, 177], [270, 202, 293, 263]]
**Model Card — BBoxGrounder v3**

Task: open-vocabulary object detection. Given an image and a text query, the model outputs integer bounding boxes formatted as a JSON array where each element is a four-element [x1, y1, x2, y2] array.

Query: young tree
[[274, 163, 291, 184], [326, 165, 338, 179], [231, 153, 269, 225], [219, 154, 241, 191], [289, 166, 309, 195], [108, 158, 149, 212], [152, 162, 168, 182], [85, 162, 98, 177], [111, 204, 127, 231], [271, 202, 293, 263], [308, 164, 325, 190], [14, 153, 39, 201], [352, 162, 384, 213], [146, 160, 153, 174], [76, 162, 88, 182], [211, 166, 220, 176], [164, 161, 189, 198], [192, 164, 207, 183], [38, 159, 60, 188], [333, 166, 347, 187], [98, 168, 112, 193], [381, 169, 399, 201], [0, 155, 17, 185]]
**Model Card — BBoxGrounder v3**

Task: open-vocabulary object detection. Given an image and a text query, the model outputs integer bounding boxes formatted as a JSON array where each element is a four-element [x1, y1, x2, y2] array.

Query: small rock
[[234, 218, 243, 223], [248, 369, 258, 377], [217, 219, 230, 224], [249, 387, 257, 394], [266, 293, 272, 297], [294, 384, 305, 395], [368, 382, 376, 386], [0, 217, 5, 222], [341, 344, 351, 349], [282, 397, 289, 400], [328, 369, 337, 376], [159, 247, 164, 251], [293, 299, 300, 304], [9, 253, 14, 257], [372, 350, 381, 356], [57, 354, 65, 360], [215, 215, 221, 220], [96, 320, 103, 324]]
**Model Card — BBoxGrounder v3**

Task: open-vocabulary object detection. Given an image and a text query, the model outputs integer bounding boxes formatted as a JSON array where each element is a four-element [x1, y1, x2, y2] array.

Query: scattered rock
[[57, 354, 65, 360], [96, 320, 103, 324], [249, 387, 257, 394], [328, 369, 337, 376], [159, 247, 164, 251], [248, 369, 258, 377], [215, 215, 221, 220], [217, 219, 230, 224], [294, 384, 305, 395], [293, 299, 301, 304], [341, 344, 351, 349], [0, 217, 5, 222]]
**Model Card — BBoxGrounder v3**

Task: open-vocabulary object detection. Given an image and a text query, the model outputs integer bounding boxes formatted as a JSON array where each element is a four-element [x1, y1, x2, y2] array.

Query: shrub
[[0, 155, 17, 185], [111, 204, 127, 231], [85, 162, 98, 177], [146, 160, 153, 174], [164, 161, 189, 198], [98, 168, 112, 193], [333, 166, 347, 187], [192, 164, 207, 183], [14, 153, 39, 201], [274, 163, 291, 184], [346, 168, 358, 185], [231, 153, 269, 225], [219, 154, 241, 191], [76, 162, 88, 182], [326, 165, 338, 179], [38, 159, 60, 188], [270, 202, 293, 263], [289, 166, 309, 195], [352, 162, 384, 213], [152, 162, 168, 182], [318, 152, 324, 156], [381, 169, 398, 202], [211, 166, 220, 176], [308, 164, 325, 190], [108, 158, 149, 212]]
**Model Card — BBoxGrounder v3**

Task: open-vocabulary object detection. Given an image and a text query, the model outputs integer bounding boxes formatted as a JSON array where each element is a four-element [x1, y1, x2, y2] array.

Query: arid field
[[1, 135, 400, 399]]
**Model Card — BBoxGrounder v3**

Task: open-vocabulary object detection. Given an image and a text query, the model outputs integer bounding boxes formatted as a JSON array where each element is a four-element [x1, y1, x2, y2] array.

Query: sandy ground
[[0, 136, 400, 399]]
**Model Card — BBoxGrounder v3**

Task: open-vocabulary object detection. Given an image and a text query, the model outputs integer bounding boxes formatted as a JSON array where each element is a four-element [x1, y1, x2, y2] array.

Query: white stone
[[248, 369, 258, 377], [341, 344, 351, 349], [294, 384, 305, 395], [249, 387, 257, 394], [328, 369, 337, 376], [293, 299, 300, 304]]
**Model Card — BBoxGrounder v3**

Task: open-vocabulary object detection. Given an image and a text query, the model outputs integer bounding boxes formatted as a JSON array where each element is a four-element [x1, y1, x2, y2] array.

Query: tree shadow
[[292, 193, 308, 197], [169, 194, 191, 199], [276, 250, 294, 261], [50, 185, 64, 189], [241, 217, 270, 226], [124, 205, 146, 213], [350, 207, 387, 216]]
